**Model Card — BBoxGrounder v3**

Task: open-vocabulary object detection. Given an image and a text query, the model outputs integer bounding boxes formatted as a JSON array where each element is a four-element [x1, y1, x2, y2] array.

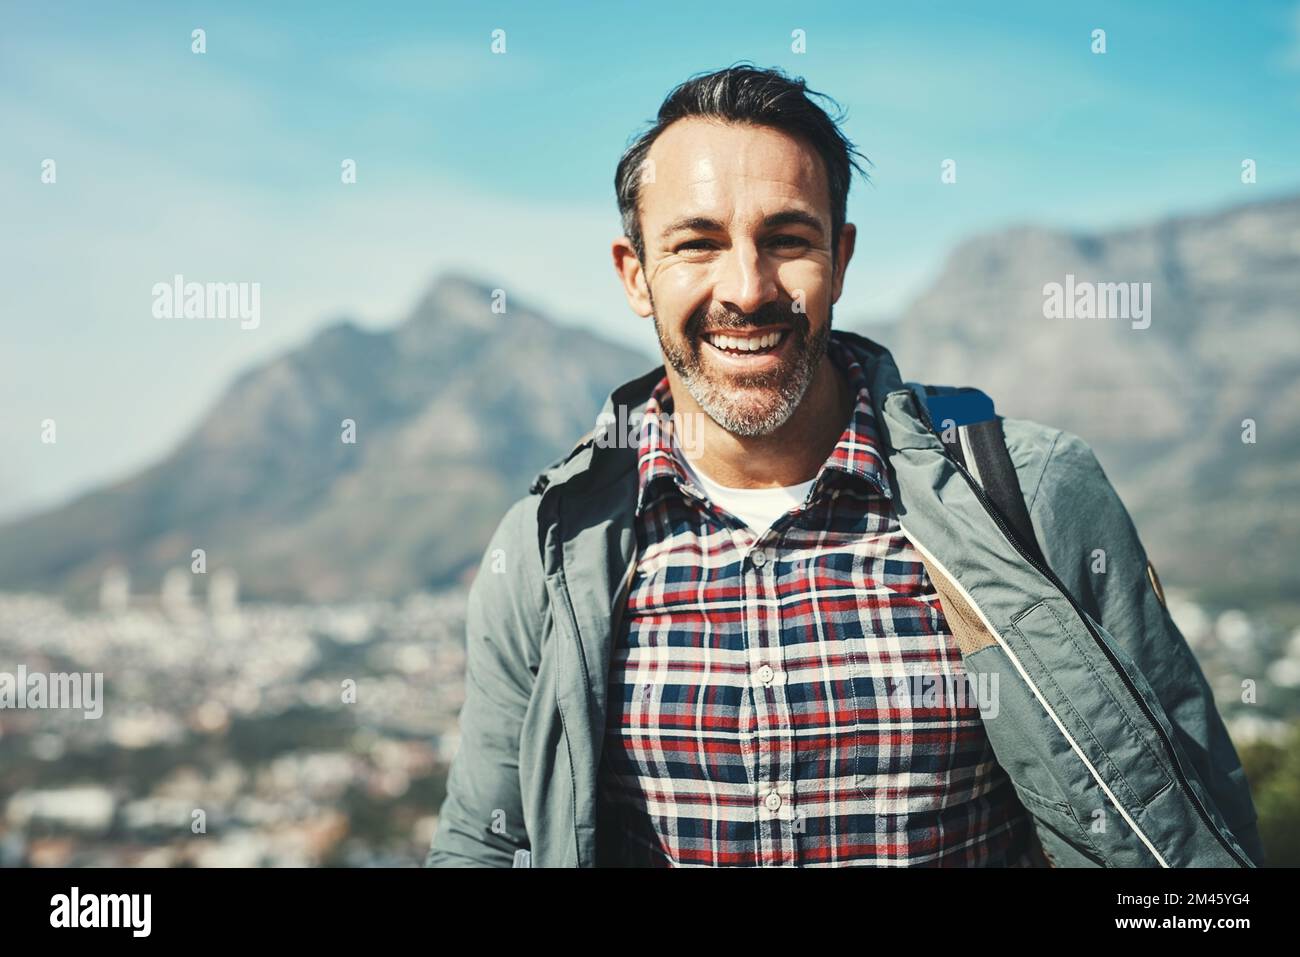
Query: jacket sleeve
[[425, 496, 545, 867], [1028, 429, 1266, 867]]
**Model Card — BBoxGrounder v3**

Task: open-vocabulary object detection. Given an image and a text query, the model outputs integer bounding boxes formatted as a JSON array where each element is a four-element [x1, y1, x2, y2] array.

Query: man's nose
[[712, 240, 778, 317]]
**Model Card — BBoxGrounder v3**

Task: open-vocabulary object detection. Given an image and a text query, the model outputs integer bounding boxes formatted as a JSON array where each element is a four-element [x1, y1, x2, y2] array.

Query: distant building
[[7, 787, 115, 834], [160, 567, 194, 619], [99, 565, 130, 614], [210, 568, 240, 616]]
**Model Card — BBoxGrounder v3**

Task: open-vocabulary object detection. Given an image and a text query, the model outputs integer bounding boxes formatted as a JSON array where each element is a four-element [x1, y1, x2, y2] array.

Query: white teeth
[[706, 330, 784, 352]]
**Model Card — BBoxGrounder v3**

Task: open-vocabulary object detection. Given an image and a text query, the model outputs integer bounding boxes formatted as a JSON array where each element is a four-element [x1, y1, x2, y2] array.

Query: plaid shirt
[[595, 332, 1037, 867]]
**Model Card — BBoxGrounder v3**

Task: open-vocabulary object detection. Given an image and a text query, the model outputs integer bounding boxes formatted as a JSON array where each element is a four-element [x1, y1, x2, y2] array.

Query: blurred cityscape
[[0, 568, 466, 867], [2, 567, 1298, 867]]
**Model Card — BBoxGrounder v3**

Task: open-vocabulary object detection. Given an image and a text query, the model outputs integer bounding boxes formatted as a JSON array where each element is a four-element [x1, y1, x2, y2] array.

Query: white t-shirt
[[671, 432, 817, 534]]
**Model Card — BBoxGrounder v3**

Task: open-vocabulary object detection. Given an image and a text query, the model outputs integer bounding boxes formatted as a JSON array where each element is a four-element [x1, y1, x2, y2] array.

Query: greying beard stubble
[[650, 293, 831, 437]]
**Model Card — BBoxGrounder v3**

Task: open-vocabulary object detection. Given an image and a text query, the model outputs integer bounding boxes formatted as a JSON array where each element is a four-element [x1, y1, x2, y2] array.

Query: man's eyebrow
[[762, 209, 826, 235], [659, 209, 827, 241], [659, 215, 725, 240]]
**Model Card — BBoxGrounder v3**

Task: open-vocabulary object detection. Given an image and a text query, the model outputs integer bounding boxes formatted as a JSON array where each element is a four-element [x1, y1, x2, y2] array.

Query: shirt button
[[764, 790, 782, 811], [751, 548, 768, 567], [758, 664, 775, 685]]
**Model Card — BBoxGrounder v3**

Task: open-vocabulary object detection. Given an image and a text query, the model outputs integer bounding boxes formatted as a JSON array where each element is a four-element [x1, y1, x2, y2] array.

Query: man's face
[[634, 118, 843, 436]]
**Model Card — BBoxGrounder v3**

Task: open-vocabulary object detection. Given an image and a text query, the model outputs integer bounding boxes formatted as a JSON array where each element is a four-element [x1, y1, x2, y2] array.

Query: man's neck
[[670, 353, 854, 489]]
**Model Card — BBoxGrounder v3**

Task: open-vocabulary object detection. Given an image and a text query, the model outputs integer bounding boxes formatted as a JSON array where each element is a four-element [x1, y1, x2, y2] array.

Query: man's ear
[[831, 222, 857, 303], [612, 236, 654, 318]]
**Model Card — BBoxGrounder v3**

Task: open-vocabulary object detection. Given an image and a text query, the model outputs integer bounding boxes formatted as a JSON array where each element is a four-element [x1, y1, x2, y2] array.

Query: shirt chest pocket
[[844, 633, 996, 811]]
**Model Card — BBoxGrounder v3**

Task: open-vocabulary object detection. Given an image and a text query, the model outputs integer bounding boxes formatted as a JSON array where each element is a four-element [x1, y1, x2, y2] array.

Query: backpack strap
[[905, 382, 1048, 569]]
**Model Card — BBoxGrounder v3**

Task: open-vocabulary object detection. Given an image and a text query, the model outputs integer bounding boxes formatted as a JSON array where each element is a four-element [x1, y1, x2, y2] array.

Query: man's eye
[[770, 235, 810, 249], [677, 240, 713, 252]]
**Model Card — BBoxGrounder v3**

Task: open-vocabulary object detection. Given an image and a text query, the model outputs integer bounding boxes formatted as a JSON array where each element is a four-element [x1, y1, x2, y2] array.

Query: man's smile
[[698, 326, 792, 369]]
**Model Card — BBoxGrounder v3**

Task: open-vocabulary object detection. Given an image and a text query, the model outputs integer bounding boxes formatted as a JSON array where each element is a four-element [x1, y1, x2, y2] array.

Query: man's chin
[[691, 387, 798, 437], [708, 407, 796, 438], [695, 359, 792, 392]]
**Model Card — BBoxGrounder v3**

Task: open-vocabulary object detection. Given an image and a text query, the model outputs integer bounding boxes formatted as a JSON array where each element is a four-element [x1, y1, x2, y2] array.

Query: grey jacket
[[426, 330, 1264, 868]]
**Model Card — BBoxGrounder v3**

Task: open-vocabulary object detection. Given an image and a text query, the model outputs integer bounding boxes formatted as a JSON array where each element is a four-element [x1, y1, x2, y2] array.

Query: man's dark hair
[[615, 62, 871, 268]]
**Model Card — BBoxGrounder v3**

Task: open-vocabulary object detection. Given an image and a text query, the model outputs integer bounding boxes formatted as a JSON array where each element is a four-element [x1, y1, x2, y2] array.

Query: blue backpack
[[905, 382, 1048, 570]]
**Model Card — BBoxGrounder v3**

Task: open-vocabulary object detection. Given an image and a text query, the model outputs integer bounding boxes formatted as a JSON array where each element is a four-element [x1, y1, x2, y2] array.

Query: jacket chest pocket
[[1009, 600, 1172, 810]]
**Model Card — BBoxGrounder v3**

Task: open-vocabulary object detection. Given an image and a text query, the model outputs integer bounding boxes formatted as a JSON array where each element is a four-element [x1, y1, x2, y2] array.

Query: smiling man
[[427, 64, 1264, 869]]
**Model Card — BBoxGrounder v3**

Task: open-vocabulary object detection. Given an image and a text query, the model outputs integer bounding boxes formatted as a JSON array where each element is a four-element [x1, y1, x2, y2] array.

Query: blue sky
[[2, 0, 1299, 520]]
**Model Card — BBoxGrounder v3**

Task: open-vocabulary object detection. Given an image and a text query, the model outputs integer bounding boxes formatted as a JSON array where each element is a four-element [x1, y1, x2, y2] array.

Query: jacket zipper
[[905, 393, 1251, 868]]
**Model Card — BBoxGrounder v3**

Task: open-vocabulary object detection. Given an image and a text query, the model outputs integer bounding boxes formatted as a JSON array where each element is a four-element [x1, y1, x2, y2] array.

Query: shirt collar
[[632, 376, 695, 517], [632, 331, 893, 517]]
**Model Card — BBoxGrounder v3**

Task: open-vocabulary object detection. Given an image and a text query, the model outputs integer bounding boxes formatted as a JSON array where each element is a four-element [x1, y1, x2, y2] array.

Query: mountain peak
[[428, 270, 494, 301], [403, 271, 515, 336]]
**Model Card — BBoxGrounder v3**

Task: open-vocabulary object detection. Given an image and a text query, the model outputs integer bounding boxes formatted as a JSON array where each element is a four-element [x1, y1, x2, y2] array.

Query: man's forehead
[[642, 118, 827, 209]]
